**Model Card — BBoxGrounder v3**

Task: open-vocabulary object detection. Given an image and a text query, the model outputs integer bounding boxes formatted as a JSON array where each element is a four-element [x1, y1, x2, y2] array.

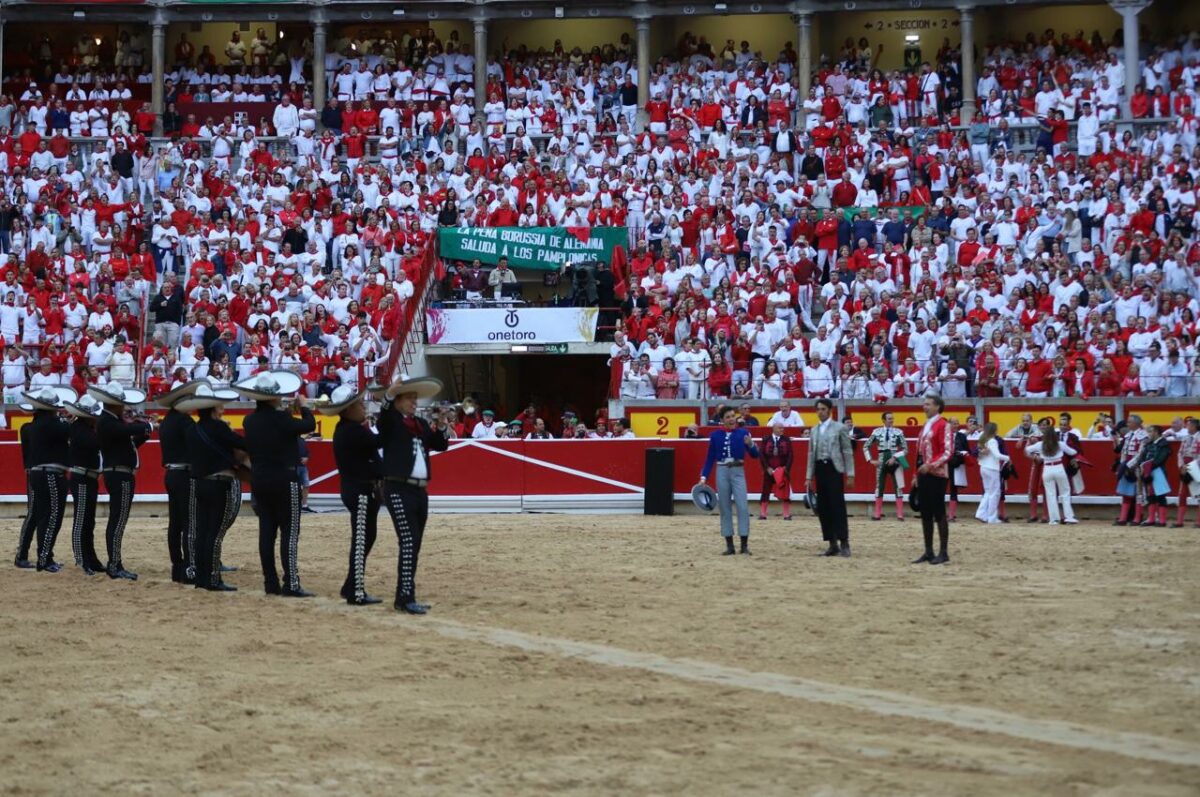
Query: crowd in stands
[[0, 21, 1197, 418]]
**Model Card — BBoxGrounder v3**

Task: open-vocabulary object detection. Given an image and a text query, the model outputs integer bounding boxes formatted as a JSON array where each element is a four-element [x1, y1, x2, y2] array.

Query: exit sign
[[510, 343, 569, 354]]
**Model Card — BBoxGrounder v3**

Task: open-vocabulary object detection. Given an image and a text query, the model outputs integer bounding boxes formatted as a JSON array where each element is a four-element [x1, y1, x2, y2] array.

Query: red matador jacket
[[918, 415, 953, 479]]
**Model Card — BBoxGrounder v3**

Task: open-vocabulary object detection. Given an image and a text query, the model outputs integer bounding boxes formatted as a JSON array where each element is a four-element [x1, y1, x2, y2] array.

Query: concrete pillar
[[796, 12, 812, 125], [473, 16, 488, 117], [312, 15, 327, 116], [151, 10, 166, 133], [1112, 0, 1151, 118], [958, 5, 975, 120], [0, 17, 6, 94], [635, 14, 651, 130]]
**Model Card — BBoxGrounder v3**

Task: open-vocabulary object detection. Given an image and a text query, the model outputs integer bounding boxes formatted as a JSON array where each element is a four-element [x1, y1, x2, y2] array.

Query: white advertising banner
[[426, 307, 599, 345]]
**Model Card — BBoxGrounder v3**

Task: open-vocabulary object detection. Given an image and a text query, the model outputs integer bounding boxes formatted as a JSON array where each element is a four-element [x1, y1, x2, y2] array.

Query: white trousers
[[1042, 463, 1075, 522], [976, 467, 1002, 522]]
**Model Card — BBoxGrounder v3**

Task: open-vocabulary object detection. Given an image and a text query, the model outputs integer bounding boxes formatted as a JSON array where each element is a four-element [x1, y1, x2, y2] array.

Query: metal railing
[[39, 115, 1178, 177]]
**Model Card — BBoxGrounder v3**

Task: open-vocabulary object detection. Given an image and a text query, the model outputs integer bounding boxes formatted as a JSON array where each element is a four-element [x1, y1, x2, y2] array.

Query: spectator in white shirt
[[767, 401, 805, 428], [1139, 345, 1169, 395]]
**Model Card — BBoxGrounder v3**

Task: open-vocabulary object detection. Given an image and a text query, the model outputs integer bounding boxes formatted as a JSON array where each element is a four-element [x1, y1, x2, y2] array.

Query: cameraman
[[564, 260, 598, 307]]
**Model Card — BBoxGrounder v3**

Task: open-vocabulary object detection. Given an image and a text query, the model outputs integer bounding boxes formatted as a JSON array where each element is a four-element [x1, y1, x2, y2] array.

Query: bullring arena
[[3, 510, 1198, 794], [3, 0, 1200, 791]]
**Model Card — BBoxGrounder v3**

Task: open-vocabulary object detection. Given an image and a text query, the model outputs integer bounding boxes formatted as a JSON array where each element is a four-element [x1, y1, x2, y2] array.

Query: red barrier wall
[[0, 438, 1168, 505]]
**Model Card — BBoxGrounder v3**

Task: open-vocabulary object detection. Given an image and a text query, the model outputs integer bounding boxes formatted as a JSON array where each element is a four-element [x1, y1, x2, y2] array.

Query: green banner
[[840, 206, 927, 222], [437, 227, 628, 271]]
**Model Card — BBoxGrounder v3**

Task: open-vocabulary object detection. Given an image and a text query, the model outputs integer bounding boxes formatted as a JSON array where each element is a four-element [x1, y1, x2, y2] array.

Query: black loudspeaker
[[644, 448, 675, 516]]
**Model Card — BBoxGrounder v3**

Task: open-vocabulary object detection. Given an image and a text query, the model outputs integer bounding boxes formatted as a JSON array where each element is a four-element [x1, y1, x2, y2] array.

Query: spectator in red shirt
[[1024, 346, 1054, 397]]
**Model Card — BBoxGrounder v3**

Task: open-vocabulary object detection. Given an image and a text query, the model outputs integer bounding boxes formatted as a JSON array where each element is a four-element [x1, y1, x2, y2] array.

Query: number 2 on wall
[[656, 416, 670, 436]]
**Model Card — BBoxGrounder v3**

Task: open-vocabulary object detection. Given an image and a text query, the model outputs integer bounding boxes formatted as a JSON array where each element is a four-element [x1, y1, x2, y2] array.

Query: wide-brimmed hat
[[173, 383, 240, 412], [23, 386, 76, 411], [371, 374, 443, 402], [64, 394, 104, 419], [88, 381, 147, 408], [232, 370, 303, 401], [692, 482, 717, 512], [312, 384, 366, 416], [156, 379, 206, 408]]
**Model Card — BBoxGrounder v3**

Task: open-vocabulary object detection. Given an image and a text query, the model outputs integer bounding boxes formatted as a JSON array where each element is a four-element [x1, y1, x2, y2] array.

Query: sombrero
[[173, 383, 240, 412], [312, 384, 366, 416], [373, 374, 443, 402], [88, 381, 147, 408], [52, 386, 79, 406], [156, 379, 206, 408], [23, 386, 72, 412], [691, 482, 717, 512], [232, 370, 304, 401], [64, 394, 104, 419]]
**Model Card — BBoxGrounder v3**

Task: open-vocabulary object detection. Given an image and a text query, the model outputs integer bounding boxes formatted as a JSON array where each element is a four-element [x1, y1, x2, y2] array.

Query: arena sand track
[[1, 510, 1198, 795]]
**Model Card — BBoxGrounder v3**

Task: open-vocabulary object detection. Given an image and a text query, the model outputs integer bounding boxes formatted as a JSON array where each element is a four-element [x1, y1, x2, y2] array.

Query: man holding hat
[[157, 380, 201, 583], [805, 397, 856, 557], [65, 394, 106, 575], [376, 374, 448, 614], [14, 390, 49, 569], [317, 384, 383, 605], [697, 405, 760, 555], [91, 382, 152, 580], [235, 370, 316, 597], [182, 384, 245, 592], [22, 387, 74, 572]]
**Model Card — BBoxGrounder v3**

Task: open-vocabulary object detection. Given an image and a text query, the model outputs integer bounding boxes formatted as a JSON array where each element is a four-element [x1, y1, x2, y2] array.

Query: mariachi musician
[[316, 384, 384, 606], [233, 370, 315, 597], [14, 401, 40, 569], [182, 383, 246, 592], [21, 386, 75, 572], [89, 382, 153, 581], [374, 375, 448, 615], [157, 380, 201, 583], [64, 394, 106, 575]]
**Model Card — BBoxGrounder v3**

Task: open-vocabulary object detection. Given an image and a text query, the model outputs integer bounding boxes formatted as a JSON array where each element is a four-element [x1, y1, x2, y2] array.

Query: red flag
[[565, 227, 592, 244], [610, 244, 628, 301]]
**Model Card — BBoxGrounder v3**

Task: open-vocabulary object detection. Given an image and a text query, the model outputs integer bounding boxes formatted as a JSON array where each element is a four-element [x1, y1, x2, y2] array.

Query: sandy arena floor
[[1, 506, 1198, 796]]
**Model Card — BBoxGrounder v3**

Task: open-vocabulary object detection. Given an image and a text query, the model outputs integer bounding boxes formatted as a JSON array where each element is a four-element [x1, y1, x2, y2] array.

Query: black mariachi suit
[[158, 408, 196, 581], [242, 404, 315, 593], [333, 417, 382, 602], [187, 412, 248, 589], [68, 418, 104, 571], [15, 421, 38, 565], [97, 411, 152, 573], [26, 410, 71, 569], [378, 406, 448, 605]]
